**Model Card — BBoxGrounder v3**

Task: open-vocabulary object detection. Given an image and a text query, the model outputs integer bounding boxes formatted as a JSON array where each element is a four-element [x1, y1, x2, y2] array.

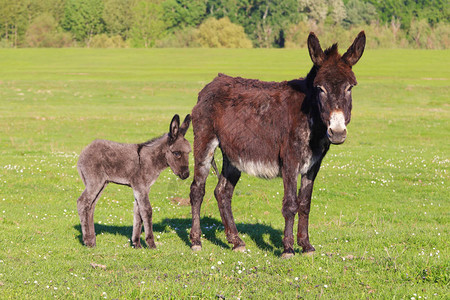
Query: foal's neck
[[137, 134, 169, 172]]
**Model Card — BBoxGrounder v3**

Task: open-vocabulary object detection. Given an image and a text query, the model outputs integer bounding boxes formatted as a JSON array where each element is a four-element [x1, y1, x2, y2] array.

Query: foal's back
[[78, 139, 139, 186]]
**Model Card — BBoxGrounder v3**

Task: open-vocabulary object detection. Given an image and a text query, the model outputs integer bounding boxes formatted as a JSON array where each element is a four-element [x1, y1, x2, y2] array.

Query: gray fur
[[76, 114, 191, 248]]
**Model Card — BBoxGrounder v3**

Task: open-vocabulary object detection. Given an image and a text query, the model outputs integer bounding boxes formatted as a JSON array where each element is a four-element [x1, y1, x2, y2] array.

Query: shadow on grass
[[73, 217, 283, 252]]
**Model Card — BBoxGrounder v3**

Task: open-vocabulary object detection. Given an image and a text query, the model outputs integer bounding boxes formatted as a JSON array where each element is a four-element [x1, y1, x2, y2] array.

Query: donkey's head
[[308, 31, 366, 144], [166, 114, 191, 179]]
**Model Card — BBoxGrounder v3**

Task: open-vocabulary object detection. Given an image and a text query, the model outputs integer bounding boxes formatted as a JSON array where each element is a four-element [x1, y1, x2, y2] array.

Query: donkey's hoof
[[232, 245, 246, 253], [191, 245, 202, 252], [281, 252, 295, 259], [302, 250, 315, 257]]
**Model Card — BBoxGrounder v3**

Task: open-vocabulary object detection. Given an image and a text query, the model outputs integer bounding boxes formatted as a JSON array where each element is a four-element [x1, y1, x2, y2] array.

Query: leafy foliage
[[163, 0, 206, 32], [130, 0, 166, 48], [0, 0, 448, 48], [197, 17, 252, 48], [90, 34, 128, 48], [61, 0, 105, 45], [102, 0, 136, 40], [364, 0, 449, 29], [24, 13, 72, 47], [343, 0, 378, 27]]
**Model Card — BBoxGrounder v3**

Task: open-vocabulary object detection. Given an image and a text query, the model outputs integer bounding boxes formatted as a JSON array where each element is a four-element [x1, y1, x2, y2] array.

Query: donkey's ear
[[342, 31, 366, 67], [308, 32, 325, 67], [179, 114, 191, 137], [169, 114, 180, 140]]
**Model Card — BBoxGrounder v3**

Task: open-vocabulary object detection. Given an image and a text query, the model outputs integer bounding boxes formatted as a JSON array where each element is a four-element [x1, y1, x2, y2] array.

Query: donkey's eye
[[173, 151, 182, 158], [317, 85, 327, 94], [345, 85, 354, 93]]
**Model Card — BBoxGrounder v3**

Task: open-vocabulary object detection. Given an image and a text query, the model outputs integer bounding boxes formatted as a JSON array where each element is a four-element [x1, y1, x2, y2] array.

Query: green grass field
[[0, 47, 448, 299]]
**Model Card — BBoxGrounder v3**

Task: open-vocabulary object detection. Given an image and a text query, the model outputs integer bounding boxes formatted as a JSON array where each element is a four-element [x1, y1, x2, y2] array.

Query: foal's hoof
[[232, 245, 246, 253], [281, 252, 295, 259], [191, 245, 202, 252], [84, 241, 96, 248]]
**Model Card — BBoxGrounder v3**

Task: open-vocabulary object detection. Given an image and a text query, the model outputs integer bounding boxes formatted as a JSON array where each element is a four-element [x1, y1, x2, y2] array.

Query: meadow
[[0, 46, 448, 299]]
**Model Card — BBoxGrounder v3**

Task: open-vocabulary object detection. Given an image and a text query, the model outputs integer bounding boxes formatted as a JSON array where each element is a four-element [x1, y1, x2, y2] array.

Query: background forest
[[0, 0, 448, 49]]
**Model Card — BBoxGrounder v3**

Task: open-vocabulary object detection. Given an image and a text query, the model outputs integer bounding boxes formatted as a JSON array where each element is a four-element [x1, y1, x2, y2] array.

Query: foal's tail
[[211, 156, 219, 177]]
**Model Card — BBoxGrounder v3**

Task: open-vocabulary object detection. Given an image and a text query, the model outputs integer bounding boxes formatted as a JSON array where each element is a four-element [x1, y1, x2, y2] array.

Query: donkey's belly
[[231, 158, 280, 179]]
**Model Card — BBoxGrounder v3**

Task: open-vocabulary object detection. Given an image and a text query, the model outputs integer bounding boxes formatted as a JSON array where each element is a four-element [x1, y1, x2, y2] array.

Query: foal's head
[[167, 114, 191, 179], [308, 31, 366, 144]]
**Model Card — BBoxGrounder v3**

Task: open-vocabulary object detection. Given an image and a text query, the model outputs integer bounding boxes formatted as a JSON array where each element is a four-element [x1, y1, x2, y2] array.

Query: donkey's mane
[[324, 43, 340, 57], [218, 73, 284, 90]]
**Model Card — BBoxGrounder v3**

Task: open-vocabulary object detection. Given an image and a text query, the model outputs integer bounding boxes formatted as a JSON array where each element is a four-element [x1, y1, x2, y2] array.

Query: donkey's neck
[[137, 134, 169, 173], [304, 66, 328, 141]]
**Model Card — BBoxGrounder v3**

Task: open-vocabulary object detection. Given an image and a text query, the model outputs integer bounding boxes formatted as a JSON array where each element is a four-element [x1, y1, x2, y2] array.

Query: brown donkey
[[77, 114, 191, 248], [189, 32, 366, 257]]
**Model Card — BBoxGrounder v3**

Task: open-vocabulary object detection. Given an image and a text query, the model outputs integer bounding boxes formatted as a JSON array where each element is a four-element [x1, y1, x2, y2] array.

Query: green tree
[[364, 0, 449, 29], [343, 0, 378, 27], [329, 0, 347, 25], [0, 0, 28, 47], [299, 0, 328, 23], [207, 0, 300, 48], [25, 13, 72, 47], [103, 0, 136, 40], [163, 0, 206, 32], [130, 0, 166, 47], [62, 0, 105, 45], [196, 17, 252, 48]]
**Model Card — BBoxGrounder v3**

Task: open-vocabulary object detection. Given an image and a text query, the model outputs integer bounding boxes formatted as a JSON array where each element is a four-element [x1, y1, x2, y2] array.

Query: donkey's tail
[[211, 156, 219, 177]]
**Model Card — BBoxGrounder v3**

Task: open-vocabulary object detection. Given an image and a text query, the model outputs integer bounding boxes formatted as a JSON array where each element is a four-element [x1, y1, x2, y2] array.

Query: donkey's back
[[192, 73, 306, 179]]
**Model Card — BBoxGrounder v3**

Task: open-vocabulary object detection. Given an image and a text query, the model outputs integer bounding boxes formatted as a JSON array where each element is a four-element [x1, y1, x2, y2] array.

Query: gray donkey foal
[[77, 114, 191, 248]]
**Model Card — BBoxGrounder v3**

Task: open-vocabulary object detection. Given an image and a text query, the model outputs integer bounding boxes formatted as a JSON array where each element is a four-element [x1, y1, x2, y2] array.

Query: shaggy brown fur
[[77, 114, 191, 248], [189, 32, 366, 257]]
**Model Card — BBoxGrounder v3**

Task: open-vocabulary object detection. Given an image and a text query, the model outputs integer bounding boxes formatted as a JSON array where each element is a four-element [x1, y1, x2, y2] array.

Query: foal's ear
[[342, 31, 366, 67], [307, 32, 325, 67], [169, 114, 180, 140], [179, 114, 191, 137]]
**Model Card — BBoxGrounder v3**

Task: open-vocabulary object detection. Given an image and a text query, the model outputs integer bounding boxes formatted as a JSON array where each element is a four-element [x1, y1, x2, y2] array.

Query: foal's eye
[[173, 151, 182, 158], [345, 85, 354, 93]]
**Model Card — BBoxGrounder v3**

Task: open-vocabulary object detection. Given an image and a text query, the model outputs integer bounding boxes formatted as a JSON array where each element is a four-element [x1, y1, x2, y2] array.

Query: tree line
[[0, 0, 448, 49]]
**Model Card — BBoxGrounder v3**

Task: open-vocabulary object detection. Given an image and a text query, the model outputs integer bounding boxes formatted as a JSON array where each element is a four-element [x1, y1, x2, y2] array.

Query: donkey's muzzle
[[178, 167, 190, 180], [327, 127, 347, 145], [327, 111, 347, 145]]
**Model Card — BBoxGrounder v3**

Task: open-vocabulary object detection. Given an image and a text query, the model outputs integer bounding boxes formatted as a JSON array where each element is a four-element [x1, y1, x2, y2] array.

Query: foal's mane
[[137, 133, 166, 155]]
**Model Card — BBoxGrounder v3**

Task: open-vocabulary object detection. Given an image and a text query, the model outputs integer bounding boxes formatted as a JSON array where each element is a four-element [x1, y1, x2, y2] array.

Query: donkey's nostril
[[327, 127, 334, 138]]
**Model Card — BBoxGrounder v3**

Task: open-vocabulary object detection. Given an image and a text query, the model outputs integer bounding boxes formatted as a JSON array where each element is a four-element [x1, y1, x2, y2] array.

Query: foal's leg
[[77, 180, 107, 247], [214, 155, 244, 251], [132, 186, 155, 248], [132, 200, 143, 248], [297, 174, 316, 254], [189, 136, 218, 251], [281, 167, 299, 258]]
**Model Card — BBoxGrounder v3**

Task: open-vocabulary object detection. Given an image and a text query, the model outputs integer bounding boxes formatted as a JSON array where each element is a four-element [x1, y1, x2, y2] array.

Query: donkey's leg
[[133, 187, 155, 248], [281, 167, 299, 258], [77, 181, 107, 247], [214, 155, 244, 251], [131, 200, 143, 248], [297, 175, 316, 254], [189, 137, 218, 251]]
